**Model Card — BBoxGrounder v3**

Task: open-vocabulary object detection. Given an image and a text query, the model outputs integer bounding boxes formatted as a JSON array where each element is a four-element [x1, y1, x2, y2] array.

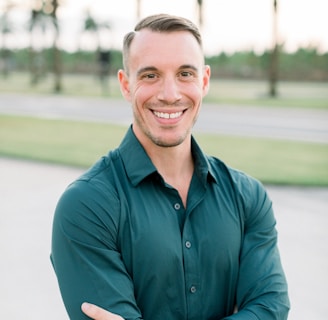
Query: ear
[[202, 65, 211, 97], [118, 69, 131, 101]]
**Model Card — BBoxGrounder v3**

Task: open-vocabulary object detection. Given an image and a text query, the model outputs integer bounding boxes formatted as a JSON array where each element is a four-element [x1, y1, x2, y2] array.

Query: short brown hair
[[122, 14, 202, 72]]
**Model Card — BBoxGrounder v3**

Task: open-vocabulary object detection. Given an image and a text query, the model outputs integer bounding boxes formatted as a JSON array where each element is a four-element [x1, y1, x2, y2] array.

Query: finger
[[82, 302, 103, 319], [81, 302, 123, 320]]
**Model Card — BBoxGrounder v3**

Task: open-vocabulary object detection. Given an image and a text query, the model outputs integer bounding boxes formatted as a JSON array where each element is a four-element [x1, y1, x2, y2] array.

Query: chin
[[151, 134, 186, 148]]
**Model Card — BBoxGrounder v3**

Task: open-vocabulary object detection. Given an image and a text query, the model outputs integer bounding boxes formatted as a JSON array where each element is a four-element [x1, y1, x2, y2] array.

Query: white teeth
[[153, 111, 183, 119]]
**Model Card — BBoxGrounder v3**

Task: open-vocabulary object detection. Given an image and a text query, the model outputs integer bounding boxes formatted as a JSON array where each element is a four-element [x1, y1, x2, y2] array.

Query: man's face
[[118, 29, 210, 148]]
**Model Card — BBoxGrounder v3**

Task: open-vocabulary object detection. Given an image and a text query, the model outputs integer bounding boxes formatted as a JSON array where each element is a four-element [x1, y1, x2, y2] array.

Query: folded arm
[[224, 178, 290, 319], [51, 182, 142, 320]]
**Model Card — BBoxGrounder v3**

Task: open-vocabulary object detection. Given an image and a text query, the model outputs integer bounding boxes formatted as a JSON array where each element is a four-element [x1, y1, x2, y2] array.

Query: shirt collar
[[119, 126, 217, 186], [118, 126, 157, 186], [191, 135, 218, 185]]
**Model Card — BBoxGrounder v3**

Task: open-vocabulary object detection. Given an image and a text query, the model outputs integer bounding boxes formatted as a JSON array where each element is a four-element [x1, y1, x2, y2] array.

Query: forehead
[[128, 29, 203, 68]]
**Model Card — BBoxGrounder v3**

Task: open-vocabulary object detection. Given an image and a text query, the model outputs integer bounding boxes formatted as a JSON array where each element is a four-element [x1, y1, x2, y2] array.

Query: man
[[51, 14, 290, 320]]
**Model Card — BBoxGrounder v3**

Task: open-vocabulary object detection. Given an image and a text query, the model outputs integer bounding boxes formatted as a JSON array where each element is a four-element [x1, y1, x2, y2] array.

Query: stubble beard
[[133, 101, 199, 148], [134, 112, 198, 148]]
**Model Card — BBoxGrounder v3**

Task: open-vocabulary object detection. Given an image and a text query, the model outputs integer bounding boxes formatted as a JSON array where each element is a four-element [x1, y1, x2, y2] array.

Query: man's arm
[[224, 177, 290, 319], [51, 181, 142, 320]]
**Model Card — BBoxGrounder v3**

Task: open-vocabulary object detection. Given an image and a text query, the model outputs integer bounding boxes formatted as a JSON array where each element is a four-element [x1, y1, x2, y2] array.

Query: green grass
[[1, 115, 327, 186], [0, 115, 127, 167], [194, 133, 328, 186]]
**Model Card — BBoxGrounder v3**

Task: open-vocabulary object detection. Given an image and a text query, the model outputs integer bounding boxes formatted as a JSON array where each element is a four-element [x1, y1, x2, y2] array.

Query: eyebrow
[[179, 64, 198, 72], [136, 66, 158, 77]]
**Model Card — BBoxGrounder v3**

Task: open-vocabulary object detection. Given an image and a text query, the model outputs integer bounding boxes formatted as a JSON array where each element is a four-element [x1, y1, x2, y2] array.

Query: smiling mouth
[[153, 111, 184, 119]]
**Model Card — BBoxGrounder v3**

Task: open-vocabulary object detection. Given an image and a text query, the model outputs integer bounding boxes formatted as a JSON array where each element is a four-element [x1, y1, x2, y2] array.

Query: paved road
[[1, 93, 327, 143], [1, 158, 327, 320]]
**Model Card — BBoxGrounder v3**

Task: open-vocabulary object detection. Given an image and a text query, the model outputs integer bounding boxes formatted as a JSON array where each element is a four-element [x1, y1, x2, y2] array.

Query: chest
[[116, 181, 243, 275]]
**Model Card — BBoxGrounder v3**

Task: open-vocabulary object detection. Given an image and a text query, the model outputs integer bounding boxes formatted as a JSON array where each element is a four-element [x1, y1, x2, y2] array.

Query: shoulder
[[207, 155, 272, 219], [54, 150, 123, 224], [207, 155, 263, 191]]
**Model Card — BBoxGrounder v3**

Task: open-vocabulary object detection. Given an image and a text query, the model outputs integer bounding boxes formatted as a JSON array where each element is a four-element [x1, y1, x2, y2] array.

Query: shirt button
[[190, 286, 197, 293], [185, 241, 192, 249], [174, 203, 181, 210]]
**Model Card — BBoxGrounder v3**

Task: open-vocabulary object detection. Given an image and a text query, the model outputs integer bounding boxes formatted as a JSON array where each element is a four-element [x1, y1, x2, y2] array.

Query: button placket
[[182, 217, 200, 316]]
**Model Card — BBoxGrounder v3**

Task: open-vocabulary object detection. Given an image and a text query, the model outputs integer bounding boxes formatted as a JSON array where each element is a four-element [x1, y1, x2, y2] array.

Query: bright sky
[[3, 0, 328, 54]]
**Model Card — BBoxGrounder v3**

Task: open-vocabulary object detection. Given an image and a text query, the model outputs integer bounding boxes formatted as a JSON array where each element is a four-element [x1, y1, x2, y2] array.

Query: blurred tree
[[0, 1, 14, 78], [28, 0, 63, 92], [81, 10, 111, 93], [28, 1, 53, 85], [82, 10, 110, 53], [197, 0, 203, 28], [83, 10, 99, 45], [49, 0, 62, 93], [269, 0, 279, 97]]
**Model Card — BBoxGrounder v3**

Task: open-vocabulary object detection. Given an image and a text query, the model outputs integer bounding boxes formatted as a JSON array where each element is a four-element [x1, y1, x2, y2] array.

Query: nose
[[157, 76, 182, 104]]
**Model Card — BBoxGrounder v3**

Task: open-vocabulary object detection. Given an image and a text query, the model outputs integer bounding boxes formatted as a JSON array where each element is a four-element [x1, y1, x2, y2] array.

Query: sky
[[2, 0, 328, 55]]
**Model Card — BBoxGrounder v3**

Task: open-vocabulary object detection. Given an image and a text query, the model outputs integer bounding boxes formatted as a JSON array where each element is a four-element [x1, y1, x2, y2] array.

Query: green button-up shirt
[[51, 127, 289, 320]]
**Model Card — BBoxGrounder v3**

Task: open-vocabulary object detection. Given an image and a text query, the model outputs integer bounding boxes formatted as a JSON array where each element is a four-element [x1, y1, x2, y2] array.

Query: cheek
[[187, 82, 204, 102], [133, 83, 156, 105]]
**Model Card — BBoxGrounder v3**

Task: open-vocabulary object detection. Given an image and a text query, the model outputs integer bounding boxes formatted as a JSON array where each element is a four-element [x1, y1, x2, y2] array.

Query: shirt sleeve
[[223, 175, 290, 319], [50, 180, 143, 320]]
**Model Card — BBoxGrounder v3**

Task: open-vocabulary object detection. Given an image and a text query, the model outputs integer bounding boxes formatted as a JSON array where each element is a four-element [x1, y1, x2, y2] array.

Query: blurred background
[[0, 0, 327, 95]]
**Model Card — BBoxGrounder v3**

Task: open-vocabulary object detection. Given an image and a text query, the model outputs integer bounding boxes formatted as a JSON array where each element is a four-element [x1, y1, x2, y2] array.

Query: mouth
[[152, 110, 184, 119]]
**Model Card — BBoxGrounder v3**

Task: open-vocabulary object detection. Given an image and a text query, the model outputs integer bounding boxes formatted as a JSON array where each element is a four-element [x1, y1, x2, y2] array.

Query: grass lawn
[[1, 115, 327, 186]]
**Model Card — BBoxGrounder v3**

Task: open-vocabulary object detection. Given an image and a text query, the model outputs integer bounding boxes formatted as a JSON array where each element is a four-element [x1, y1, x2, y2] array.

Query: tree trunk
[[51, 0, 62, 93], [269, 0, 278, 97], [197, 0, 203, 28]]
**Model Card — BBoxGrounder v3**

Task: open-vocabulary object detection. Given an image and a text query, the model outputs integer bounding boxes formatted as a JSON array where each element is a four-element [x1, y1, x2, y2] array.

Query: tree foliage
[[206, 47, 328, 81], [9, 46, 327, 82]]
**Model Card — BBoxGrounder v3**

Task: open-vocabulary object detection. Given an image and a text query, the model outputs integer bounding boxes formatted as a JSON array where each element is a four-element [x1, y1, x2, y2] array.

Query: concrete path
[[1, 157, 327, 319], [1, 93, 327, 143]]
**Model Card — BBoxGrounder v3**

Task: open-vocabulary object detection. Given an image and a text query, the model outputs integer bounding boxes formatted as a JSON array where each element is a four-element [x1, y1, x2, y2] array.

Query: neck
[[147, 141, 194, 208]]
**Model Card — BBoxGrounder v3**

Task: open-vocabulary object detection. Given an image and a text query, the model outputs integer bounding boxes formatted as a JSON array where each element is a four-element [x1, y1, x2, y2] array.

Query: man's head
[[122, 14, 203, 73], [118, 14, 210, 149]]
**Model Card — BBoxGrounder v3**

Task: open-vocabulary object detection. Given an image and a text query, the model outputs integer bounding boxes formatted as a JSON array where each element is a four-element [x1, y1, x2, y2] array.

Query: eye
[[180, 71, 193, 77], [142, 73, 157, 80], [178, 70, 196, 81]]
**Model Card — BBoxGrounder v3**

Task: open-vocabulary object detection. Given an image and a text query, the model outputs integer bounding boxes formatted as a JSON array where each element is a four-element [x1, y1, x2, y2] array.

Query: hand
[[81, 302, 124, 320]]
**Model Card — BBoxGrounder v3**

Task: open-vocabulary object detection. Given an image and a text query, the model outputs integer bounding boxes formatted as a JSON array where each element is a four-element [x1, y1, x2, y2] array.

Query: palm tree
[[81, 10, 111, 93], [49, 0, 62, 93], [197, 0, 203, 28], [28, 3, 52, 84], [28, 0, 62, 91], [0, 1, 14, 77], [83, 10, 100, 48], [81, 10, 111, 51], [269, 0, 279, 97]]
